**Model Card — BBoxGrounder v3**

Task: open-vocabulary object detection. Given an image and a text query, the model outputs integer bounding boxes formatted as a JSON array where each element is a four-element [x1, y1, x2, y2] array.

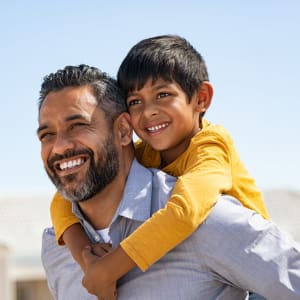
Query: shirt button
[[94, 235, 100, 242]]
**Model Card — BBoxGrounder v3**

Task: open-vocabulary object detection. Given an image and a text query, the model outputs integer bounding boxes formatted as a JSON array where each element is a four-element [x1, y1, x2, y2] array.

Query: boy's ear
[[195, 82, 214, 113], [114, 112, 133, 146]]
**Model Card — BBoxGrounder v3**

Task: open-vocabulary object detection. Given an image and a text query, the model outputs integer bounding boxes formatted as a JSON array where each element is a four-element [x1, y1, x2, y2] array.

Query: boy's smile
[[127, 78, 201, 164], [146, 122, 170, 135]]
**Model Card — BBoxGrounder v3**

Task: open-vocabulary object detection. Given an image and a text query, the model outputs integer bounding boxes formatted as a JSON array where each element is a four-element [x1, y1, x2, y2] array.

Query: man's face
[[37, 86, 119, 203]]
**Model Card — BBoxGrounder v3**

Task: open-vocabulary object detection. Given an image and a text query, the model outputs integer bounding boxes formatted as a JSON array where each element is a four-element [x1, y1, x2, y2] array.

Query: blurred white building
[[0, 189, 299, 300], [0, 196, 53, 300]]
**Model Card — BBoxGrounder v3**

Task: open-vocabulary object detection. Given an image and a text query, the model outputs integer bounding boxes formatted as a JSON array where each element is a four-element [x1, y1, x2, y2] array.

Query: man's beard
[[46, 136, 119, 203]]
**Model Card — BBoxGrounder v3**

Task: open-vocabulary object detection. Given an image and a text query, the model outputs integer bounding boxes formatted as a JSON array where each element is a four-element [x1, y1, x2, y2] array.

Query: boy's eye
[[127, 99, 141, 106], [157, 92, 169, 99]]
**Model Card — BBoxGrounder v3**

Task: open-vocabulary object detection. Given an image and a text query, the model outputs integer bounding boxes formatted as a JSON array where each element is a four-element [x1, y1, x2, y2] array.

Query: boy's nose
[[143, 104, 159, 118]]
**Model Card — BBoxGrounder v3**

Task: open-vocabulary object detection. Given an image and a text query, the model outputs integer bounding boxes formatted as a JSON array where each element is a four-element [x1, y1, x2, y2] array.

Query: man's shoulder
[[149, 168, 176, 194], [41, 227, 62, 258], [41, 227, 71, 266], [131, 159, 176, 189], [41, 227, 56, 248], [196, 195, 285, 251]]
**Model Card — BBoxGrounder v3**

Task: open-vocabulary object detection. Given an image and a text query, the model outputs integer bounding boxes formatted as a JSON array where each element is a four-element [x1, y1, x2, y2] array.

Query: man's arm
[[201, 196, 300, 299]]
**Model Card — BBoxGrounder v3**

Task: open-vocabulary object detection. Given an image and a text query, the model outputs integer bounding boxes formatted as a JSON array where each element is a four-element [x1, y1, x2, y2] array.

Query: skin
[[127, 78, 213, 165], [38, 85, 136, 299]]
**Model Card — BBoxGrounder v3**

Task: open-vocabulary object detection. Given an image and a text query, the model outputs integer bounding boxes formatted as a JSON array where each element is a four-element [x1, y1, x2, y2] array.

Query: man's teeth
[[147, 123, 168, 132], [60, 158, 84, 170]]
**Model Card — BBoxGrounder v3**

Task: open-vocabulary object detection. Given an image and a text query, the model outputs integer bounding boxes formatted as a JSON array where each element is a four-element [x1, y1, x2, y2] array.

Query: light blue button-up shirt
[[42, 159, 300, 300]]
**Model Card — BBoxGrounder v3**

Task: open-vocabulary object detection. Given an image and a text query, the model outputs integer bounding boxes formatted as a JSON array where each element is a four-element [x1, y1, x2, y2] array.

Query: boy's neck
[[160, 126, 201, 166]]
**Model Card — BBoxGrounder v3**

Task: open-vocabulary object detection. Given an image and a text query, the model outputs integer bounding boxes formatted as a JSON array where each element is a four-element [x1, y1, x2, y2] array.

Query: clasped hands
[[81, 243, 117, 300]]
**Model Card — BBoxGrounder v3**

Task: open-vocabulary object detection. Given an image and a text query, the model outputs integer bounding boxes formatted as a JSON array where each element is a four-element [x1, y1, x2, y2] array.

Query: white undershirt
[[97, 228, 111, 243]]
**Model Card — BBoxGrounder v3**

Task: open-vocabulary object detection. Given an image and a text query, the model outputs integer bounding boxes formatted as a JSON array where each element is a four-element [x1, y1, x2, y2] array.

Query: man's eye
[[127, 99, 141, 106], [70, 123, 86, 129], [157, 92, 169, 99], [39, 132, 54, 142]]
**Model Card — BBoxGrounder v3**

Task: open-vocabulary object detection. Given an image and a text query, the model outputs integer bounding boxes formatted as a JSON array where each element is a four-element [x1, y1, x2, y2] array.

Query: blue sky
[[1, 0, 299, 197]]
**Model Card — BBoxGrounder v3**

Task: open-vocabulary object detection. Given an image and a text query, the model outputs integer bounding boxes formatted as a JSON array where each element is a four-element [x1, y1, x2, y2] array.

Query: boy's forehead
[[133, 77, 174, 91]]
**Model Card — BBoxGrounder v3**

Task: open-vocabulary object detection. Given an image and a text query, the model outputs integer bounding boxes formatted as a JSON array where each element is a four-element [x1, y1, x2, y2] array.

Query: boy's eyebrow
[[128, 82, 172, 96], [152, 82, 172, 90], [36, 114, 88, 135]]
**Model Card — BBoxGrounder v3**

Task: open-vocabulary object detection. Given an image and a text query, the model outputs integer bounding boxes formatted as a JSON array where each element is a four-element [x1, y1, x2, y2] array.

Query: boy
[[50, 35, 269, 297]]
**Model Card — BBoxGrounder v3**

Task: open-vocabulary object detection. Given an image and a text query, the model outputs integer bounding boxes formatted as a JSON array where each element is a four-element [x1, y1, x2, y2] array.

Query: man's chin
[[54, 178, 83, 201], [57, 186, 81, 203]]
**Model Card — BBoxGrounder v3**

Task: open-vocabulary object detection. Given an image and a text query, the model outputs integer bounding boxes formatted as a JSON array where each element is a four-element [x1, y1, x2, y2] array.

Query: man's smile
[[52, 155, 89, 175]]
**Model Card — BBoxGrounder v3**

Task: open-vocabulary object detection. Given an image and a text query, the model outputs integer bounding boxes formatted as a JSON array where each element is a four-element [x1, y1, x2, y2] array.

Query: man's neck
[[78, 147, 134, 229], [78, 173, 126, 230]]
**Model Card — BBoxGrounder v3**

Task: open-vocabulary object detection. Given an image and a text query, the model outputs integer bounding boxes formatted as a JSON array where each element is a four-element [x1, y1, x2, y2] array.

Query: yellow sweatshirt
[[50, 119, 270, 271]]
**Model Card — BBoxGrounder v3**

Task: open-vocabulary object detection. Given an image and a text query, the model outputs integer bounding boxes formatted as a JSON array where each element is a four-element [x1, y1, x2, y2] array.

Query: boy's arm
[[119, 129, 233, 271], [62, 223, 92, 270], [51, 192, 135, 280], [50, 192, 92, 269], [50, 192, 80, 244], [120, 126, 269, 272], [79, 131, 232, 288], [82, 245, 135, 297]]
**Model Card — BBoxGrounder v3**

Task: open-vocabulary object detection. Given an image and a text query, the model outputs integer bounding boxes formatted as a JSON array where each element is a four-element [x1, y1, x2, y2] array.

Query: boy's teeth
[[60, 158, 83, 170], [148, 123, 168, 132]]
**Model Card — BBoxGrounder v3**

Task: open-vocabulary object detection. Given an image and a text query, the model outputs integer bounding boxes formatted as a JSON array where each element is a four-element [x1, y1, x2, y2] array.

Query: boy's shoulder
[[193, 119, 234, 147], [134, 139, 161, 168], [199, 119, 232, 138]]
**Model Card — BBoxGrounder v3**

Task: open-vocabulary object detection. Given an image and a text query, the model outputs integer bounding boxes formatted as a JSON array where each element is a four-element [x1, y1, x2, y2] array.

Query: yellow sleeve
[[50, 192, 80, 245], [121, 129, 232, 271]]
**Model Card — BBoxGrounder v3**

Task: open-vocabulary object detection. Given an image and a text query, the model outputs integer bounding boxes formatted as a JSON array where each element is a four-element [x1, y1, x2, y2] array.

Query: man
[[38, 64, 300, 299]]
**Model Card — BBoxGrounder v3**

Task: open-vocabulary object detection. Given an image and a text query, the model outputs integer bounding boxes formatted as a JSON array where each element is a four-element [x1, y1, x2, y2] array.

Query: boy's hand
[[81, 246, 117, 300], [91, 243, 113, 258]]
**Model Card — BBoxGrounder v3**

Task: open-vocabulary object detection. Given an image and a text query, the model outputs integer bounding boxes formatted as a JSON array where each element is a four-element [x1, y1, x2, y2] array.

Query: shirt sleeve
[[200, 196, 300, 299], [50, 192, 80, 245], [121, 129, 233, 271]]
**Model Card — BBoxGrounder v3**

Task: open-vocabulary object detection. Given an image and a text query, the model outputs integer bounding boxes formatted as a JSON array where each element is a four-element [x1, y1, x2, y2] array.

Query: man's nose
[[52, 133, 75, 155]]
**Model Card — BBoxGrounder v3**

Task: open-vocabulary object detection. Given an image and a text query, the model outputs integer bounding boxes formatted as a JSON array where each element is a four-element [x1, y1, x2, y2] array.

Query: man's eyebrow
[[65, 114, 88, 122], [36, 124, 48, 135], [36, 114, 88, 135]]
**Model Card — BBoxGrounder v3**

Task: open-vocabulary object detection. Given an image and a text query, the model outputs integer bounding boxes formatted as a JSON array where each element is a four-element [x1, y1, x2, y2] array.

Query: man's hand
[[81, 246, 117, 300]]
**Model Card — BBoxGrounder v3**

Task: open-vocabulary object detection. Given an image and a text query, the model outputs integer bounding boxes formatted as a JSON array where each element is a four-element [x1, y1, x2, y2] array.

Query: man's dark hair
[[39, 64, 127, 126], [117, 35, 209, 102]]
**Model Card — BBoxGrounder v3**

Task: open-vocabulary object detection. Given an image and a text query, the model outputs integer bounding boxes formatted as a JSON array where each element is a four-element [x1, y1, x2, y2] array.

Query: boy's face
[[126, 78, 201, 164]]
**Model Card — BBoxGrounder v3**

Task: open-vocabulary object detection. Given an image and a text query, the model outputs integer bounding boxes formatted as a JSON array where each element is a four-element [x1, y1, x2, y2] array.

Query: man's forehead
[[39, 86, 98, 123]]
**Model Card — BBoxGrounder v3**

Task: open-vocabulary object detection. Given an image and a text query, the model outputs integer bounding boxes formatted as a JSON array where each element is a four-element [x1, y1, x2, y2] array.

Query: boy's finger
[[99, 243, 112, 252], [81, 246, 96, 264], [91, 243, 112, 257]]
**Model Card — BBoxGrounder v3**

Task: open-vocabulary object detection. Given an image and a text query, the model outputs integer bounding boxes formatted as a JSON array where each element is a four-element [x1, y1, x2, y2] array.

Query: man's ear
[[114, 112, 132, 146], [195, 82, 214, 113]]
